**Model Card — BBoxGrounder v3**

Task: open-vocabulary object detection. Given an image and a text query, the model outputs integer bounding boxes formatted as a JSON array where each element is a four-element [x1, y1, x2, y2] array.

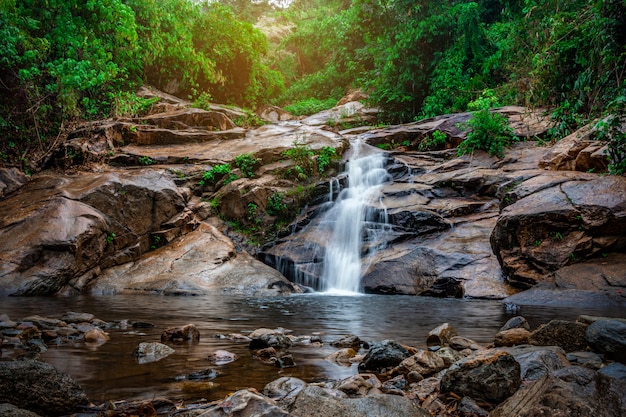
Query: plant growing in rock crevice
[[234, 153, 261, 178]]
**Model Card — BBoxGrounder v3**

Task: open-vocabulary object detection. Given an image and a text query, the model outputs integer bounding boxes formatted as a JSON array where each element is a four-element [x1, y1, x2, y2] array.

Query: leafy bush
[[113, 92, 159, 118], [267, 192, 287, 216], [595, 96, 626, 175], [283, 139, 315, 181], [234, 153, 261, 178], [419, 130, 447, 151], [199, 163, 237, 186], [457, 92, 517, 158], [317, 146, 337, 174], [284, 98, 338, 116]]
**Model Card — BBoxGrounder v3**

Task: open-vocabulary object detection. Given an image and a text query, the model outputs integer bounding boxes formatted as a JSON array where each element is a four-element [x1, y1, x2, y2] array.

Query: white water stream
[[321, 140, 392, 294]]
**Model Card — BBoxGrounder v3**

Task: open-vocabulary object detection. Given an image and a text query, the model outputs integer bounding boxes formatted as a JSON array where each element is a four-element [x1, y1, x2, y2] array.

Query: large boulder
[[0, 360, 89, 416], [440, 349, 521, 404], [528, 320, 588, 353], [585, 319, 626, 360], [0, 170, 186, 295], [289, 385, 429, 417], [198, 389, 290, 417], [491, 174, 626, 289], [358, 340, 411, 373], [539, 122, 609, 172], [490, 366, 626, 417]]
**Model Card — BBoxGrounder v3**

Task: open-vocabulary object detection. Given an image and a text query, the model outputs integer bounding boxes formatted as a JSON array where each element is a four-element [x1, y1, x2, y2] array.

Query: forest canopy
[[1, 0, 625, 170]]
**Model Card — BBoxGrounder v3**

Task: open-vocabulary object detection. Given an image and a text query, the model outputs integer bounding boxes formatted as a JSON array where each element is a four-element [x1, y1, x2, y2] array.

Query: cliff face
[[0, 89, 624, 306]]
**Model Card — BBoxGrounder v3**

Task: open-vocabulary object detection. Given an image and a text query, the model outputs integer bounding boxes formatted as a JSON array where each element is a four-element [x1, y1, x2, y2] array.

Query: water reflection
[[1, 294, 624, 402]]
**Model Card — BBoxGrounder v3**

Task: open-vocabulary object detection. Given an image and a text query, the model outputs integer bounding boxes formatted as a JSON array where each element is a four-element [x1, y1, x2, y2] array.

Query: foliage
[[284, 97, 338, 116], [234, 153, 260, 178], [113, 92, 159, 118], [282, 139, 315, 181], [595, 96, 626, 175], [138, 155, 155, 165], [317, 146, 337, 174], [267, 192, 287, 216], [419, 130, 448, 151], [199, 163, 237, 186], [457, 92, 517, 158]]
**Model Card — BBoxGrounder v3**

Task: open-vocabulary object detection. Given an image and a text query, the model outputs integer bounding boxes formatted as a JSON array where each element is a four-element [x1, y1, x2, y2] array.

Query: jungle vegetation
[[1, 0, 625, 172]]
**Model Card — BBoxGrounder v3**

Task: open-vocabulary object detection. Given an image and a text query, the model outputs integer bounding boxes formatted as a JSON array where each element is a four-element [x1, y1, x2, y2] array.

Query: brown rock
[[161, 324, 200, 343], [84, 328, 109, 343], [494, 328, 531, 347], [426, 323, 458, 347], [391, 350, 446, 377], [528, 320, 588, 352]]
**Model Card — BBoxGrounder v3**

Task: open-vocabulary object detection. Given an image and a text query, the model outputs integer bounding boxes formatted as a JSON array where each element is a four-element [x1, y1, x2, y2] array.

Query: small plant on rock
[[317, 146, 337, 174], [234, 153, 261, 178], [267, 192, 287, 216], [419, 130, 447, 151], [200, 163, 238, 186]]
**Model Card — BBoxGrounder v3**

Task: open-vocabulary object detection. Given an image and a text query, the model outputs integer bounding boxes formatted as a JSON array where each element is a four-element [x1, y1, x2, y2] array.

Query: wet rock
[[0, 167, 28, 199], [457, 396, 489, 417], [434, 347, 467, 367], [491, 366, 626, 417], [161, 324, 200, 343], [566, 351, 604, 370], [289, 385, 429, 417], [499, 316, 531, 332], [132, 321, 157, 328], [381, 375, 407, 395], [330, 334, 362, 350], [0, 403, 43, 417], [84, 328, 109, 343], [599, 362, 626, 382], [449, 335, 482, 351], [585, 319, 626, 360], [176, 368, 218, 381], [0, 360, 88, 416], [440, 349, 521, 404], [426, 323, 458, 347], [391, 349, 446, 377], [494, 328, 531, 347], [358, 340, 411, 373], [325, 348, 357, 366], [249, 333, 293, 351], [207, 349, 238, 365], [539, 122, 609, 172], [528, 320, 588, 352], [133, 342, 175, 364], [514, 349, 571, 381], [332, 374, 383, 397], [199, 388, 290, 417], [407, 377, 440, 402], [263, 377, 307, 406], [21, 316, 67, 330], [274, 354, 296, 368]]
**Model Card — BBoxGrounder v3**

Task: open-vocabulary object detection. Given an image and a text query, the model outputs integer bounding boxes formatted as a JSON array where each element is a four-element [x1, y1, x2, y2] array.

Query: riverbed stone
[[325, 348, 357, 366], [84, 328, 109, 343], [494, 328, 531, 347], [585, 319, 626, 359], [330, 334, 362, 350], [0, 360, 88, 416], [161, 324, 201, 343], [263, 377, 307, 406], [390, 349, 446, 377], [289, 385, 430, 417], [440, 349, 521, 404], [358, 340, 411, 373], [207, 349, 238, 365], [133, 342, 175, 364], [449, 336, 482, 351], [0, 403, 43, 417], [198, 389, 290, 417], [491, 366, 626, 417], [499, 316, 531, 332], [426, 323, 458, 347], [514, 349, 571, 381], [528, 320, 588, 352], [332, 374, 383, 397], [599, 362, 626, 382], [565, 351, 604, 369]]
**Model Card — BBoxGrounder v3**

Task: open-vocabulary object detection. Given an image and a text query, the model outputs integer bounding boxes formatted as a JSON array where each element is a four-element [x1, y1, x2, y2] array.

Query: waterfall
[[320, 140, 392, 294]]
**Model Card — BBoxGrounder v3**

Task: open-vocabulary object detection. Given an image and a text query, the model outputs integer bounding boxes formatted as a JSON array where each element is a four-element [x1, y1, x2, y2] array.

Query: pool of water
[[1, 294, 624, 403]]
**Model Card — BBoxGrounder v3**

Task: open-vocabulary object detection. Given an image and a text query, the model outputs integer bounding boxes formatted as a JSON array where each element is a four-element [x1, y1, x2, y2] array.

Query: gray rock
[[263, 377, 307, 406], [330, 335, 362, 349], [426, 323, 458, 347], [0, 403, 42, 417], [289, 385, 429, 417], [457, 396, 489, 417], [358, 340, 410, 373], [491, 366, 626, 417], [60, 312, 95, 324], [514, 349, 570, 381], [585, 319, 626, 360], [449, 336, 482, 351], [133, 342, 175, 364], [0, 360, 88, 416], [499, 316, 530, 332], [440, 349, 521, 404], [599, 362, 626, 382], [331, 374, 382, 397], [391, 349, 446, 377], [198, 389, 289, 417], [566, 351, 604, 369]]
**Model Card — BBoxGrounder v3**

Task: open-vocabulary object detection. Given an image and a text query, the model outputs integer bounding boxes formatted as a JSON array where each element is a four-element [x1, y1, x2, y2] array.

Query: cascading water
[[320, 140, 392, 294]]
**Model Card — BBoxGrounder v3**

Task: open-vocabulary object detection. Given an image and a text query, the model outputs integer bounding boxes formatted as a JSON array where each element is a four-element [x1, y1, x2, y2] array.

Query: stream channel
[[1, 294, 624, 403]]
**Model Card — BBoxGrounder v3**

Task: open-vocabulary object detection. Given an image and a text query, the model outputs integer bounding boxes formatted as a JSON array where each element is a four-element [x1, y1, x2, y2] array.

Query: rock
[[358, 340, 410, 373], [161, 324, 200, 343], [407, 377, 440, 402], [457, 396, 489, 417], [84, 328, 109, 343], [566, 351, 604, 370], [434, 347, 467, 367], [0, 167, 28, 199], [177, 368, 218, 381], [381, 375, 407, 395], [599, 362, 626, 382], [257, 105, 294, 123], [491, 174, 626, 289], [0, 360, 88, 416], [0, 403, 43, 417], [325, 348, 357, 366], [539, 122, 609, 172], [514, 349, 571, 381], [133, 342, 175, 364], [390, 349, 446, 377], [426, 323, 458, 347], [585, 319, 626, 360], [449, 336, 482, 351], [491, 366, 626, 417], [88, 222, 297, 296], [207, 349, 238, 365], [249, 333, 293, 351], [528, 320, 588, 352], [289, 385, 430, 417], [332, 374, 383, 397], [440, 349, 521, 404], [330, 334, 362, 349], [499, 316, 531, 332], [494, 328, 531, 347], [198, 389, 290, 417], [263, 377, 307, 406]]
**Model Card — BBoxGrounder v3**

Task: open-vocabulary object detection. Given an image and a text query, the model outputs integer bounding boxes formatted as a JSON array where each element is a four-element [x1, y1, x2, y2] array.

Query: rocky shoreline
[[1, 310, 625, 416]]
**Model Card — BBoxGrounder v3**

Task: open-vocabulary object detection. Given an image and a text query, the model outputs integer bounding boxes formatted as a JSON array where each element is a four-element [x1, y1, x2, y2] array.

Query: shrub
[[317, 146, 337, 174], [419, 130, 447, 151], [267, 192, 287, 216], [234, 153, 260, 178], [284, 98, 338, 116], [199, 163, 237, 186]]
